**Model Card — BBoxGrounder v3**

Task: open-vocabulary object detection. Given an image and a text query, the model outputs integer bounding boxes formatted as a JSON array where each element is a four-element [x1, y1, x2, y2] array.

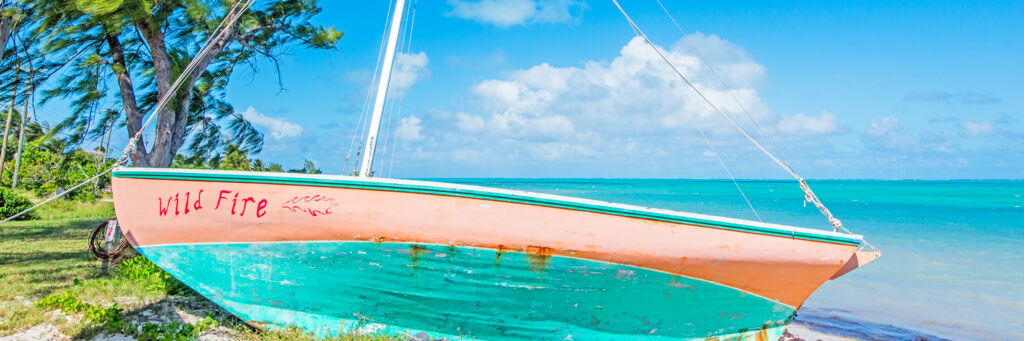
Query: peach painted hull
[[111, 168, 875, 340]]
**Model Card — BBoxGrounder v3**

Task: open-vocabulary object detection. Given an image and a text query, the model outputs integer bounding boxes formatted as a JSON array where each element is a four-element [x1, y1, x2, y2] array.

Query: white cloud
[[463, 36, 773, 136], [396, 116, 424, 141], [963, 120, 996, 136], [455, 112, 486, 132], [446, 0, 584, 27], [403, 35, 795, 165], [776, 111, 840, 136], [389, 52, 430, 96], [867, 116, 900, 136], [240, 107, 303, 140]]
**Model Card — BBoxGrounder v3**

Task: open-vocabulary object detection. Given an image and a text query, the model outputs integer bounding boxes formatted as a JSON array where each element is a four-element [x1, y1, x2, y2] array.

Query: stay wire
[[2, 1, 255, 224], [376, 0, 411, 177], [610, 0, 850, 234], [654, 0, 792, 168], [691, 116, 762, 221], [387, 0, 418, 178], [618, 11, 760, 222], [117, 0, 255, 166], [343, 0, 395, 175]]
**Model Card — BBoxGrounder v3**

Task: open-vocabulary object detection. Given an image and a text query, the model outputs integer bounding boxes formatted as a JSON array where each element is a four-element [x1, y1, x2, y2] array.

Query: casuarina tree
[[27, 0, 341, 167]]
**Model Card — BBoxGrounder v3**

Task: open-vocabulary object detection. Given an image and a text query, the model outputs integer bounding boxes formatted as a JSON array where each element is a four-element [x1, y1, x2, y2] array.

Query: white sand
[[0, 324, 69, 341]]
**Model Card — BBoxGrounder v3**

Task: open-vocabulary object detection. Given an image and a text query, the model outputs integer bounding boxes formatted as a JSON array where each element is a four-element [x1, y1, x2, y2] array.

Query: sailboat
[[111, 1, 879, 340]]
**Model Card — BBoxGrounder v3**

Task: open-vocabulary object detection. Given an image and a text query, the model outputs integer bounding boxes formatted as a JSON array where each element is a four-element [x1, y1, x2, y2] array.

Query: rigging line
[[118, 0, 255, 165], [385, 96, 405, 178], [614, 11, 761, 220], [387, 0, 417, 178], [654, 0, 791, 168], [378, 0, 412, 177], [0, 1, 256, 225], [691, 115, 762, 221], [610, 0, 848, 233], [0, 168, 112, 224], [343, 0, 395, 175]]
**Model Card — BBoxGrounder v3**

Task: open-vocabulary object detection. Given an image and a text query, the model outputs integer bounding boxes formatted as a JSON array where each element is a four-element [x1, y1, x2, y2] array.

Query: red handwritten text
[[159, 189, 266, 218], [157, 190, 203, 216]]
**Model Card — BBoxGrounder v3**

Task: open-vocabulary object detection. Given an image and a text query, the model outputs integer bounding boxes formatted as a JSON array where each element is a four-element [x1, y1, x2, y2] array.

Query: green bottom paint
[[138, 242, 793, 340]]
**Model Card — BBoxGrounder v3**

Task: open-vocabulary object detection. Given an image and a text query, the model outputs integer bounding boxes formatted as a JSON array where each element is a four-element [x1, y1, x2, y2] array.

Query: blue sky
[[48, 0, 1024, 179]]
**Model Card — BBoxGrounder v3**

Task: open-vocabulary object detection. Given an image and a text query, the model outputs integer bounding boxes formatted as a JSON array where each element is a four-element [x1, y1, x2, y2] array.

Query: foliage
[[26, 0, 341, 167], [287, 159, 321, 174], [35, 291, 94, 313], [119, 255, 191, 296], [0, 186, 34, 220], [7, 133, 112, 202], [173, 143, 292, 173], [36, 290, 220, 340], [103, 314, 219, 341], [35, 292, 124, 334], [302, 159, 321, 174]]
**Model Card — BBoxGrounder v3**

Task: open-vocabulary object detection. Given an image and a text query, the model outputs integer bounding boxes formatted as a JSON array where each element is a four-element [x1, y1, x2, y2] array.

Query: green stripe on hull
[[113, 170, 860, 246], [138, 242, 793, 340]]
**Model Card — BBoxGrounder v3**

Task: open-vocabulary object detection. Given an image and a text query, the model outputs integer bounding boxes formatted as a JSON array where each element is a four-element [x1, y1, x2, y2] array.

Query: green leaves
[[119, 255, 192, 295], [23, 0, 339, 167], [309, 26, 342, 48], [0, 187, 35, 220], [72, 0, 125, 15]]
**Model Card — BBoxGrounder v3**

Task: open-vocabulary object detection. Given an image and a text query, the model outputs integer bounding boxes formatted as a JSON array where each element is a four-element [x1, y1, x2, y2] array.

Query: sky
[[44, 0, 1024, 179]]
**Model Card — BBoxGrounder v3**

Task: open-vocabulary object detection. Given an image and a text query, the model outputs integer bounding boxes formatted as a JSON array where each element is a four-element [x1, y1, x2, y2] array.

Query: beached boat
[[112, 1, 879, 340], [112, 168, 876, 340]]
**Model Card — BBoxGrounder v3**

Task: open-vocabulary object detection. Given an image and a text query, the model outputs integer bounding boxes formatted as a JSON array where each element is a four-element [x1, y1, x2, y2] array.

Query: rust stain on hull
[[525, 245, 553, 272], [409, 245, 428, 267], [495, 245, 505, 266], [756, 325, 769, 341]]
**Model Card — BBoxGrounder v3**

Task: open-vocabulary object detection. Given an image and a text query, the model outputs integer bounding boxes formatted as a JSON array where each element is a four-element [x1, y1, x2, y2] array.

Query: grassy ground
[[0, 198, 403, 341]]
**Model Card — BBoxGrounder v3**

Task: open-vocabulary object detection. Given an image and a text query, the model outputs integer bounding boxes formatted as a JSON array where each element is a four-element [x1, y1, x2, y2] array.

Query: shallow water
[[439, 179, 1024, 341]]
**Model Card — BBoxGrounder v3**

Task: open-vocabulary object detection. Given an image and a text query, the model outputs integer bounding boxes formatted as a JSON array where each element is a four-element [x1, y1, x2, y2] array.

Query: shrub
[[0, 187, 35, 220], [119, 256, 191, 295]]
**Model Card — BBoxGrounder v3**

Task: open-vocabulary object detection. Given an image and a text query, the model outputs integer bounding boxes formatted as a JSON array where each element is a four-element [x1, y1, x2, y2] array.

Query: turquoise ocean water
[[439, 179, 1024, 341]]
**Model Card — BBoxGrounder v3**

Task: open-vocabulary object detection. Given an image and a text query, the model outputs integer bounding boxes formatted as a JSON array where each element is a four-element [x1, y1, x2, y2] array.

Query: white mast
[[359, 0, 407, 177]]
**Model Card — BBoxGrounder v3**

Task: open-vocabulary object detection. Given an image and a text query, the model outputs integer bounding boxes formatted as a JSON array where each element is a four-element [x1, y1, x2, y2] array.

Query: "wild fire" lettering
[[158, 190, 204, 216], [158, 189, 267, 218]]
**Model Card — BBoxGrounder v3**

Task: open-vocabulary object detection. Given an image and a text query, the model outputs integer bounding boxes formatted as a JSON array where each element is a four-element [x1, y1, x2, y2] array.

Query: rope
[[89, 218, 130, 262], [0, 167, 112, 224], [654, 0, 793, 170], [691, 116, 762, 221], [610, 0, 846, 233], [386, 0, 418, 178], [117, 0, 255, 166], [1, 1, 254, 224], [343, 0, 395, 175]]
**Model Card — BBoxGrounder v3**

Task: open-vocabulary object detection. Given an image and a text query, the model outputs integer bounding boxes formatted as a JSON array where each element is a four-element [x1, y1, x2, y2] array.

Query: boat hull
[[138, 241, 791, 340], [112, 168, 869, 340]]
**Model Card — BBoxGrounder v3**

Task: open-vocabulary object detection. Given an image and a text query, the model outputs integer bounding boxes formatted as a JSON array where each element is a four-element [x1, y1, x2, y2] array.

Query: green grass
[[0, 200, 118, 334], [0, 200, 403, 340]]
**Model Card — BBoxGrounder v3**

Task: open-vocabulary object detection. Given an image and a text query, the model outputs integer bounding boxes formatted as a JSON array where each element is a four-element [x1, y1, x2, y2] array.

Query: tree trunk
[[11, 83, 28, 189], [0, 65, 18, 181], [104, 34, 150, 166], [0, 15, 16, 62], [117, 9, 244, 168]]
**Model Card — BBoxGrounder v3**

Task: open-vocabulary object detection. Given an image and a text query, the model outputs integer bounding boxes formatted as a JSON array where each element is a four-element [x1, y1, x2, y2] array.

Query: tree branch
[[104, 33, 148, 164]]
